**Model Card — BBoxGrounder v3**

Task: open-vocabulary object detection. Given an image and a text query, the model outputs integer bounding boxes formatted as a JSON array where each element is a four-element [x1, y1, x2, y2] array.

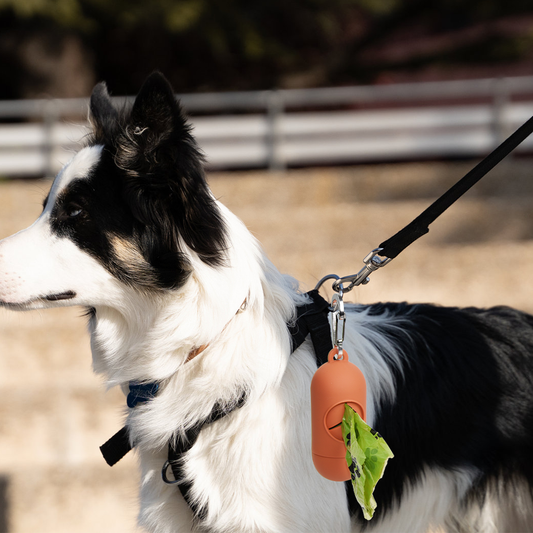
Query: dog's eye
[[66, 205, 83, 218]]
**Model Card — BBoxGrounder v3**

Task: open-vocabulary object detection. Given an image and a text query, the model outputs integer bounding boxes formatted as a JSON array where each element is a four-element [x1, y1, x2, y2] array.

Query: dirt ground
[[0, 159, 532, 532]]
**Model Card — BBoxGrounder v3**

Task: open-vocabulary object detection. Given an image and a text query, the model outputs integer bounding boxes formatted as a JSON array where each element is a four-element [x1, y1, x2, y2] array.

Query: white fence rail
[[1, 76, 533, 176]]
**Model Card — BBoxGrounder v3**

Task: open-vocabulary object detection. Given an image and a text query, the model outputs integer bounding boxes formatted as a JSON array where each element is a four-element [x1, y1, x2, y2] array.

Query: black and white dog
[[1, 73, 533, 533]]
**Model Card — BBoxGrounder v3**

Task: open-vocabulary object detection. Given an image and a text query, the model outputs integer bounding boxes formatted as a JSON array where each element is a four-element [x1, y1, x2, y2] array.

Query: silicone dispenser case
[[310, 347, 367, 481]]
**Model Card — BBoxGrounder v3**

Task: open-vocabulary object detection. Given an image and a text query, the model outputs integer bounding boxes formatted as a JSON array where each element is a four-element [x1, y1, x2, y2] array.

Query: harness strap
[[163, 392, 248, 519], [162, 290, 331, 517], [100, 426, 132, 467], [288, 289, 333, 366], [100, 290, 332, 519]]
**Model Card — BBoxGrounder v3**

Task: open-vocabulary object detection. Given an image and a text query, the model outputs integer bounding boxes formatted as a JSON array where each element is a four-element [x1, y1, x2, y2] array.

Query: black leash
[[326, 114, 533, 293], [379, 114, 533, 259]]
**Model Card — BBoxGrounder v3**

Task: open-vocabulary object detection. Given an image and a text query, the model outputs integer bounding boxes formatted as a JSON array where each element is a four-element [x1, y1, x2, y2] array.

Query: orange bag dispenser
[[311, 347, 366, 481]]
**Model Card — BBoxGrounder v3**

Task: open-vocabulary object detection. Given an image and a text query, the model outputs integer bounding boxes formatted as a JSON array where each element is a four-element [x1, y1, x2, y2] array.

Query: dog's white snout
[[0, 213, 126, 310], [0, 223, 56, 307]]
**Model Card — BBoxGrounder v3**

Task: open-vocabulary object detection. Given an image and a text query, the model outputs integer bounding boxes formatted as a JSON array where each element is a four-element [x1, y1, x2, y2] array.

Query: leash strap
[[97, 111, 533, 511], [379, 115, 533, 259], [327, 113, 533, 293]]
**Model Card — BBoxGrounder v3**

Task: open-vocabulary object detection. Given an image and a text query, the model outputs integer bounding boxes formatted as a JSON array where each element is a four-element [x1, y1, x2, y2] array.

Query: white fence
[[1, 76, 533, 176]]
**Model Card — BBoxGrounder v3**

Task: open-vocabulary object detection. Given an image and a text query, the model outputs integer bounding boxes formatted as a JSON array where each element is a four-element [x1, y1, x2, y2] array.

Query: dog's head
[[0, 73, 229, 311]]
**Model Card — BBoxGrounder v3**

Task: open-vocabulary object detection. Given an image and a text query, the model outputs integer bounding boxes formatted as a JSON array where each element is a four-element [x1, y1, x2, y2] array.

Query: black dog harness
[[100, 289, 332, 518]]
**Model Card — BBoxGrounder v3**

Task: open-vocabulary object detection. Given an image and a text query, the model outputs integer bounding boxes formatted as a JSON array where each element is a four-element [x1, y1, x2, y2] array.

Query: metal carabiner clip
[[332, 248, 392, 293], [330, 289, 346, 357]]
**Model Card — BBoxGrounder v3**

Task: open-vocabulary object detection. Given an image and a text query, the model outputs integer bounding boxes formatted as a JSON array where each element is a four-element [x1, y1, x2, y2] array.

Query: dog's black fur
[[50, 74, 228, 292], [349, 302, 533, 523]]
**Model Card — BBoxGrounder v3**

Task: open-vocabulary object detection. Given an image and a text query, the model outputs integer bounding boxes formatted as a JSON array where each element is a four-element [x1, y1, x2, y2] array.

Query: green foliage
[[0, 0, 89, 27], [1, 0, 531, 35], [1, 0, 533, 94]]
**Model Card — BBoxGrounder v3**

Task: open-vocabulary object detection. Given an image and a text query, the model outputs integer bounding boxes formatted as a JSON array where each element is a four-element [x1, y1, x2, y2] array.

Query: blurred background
[[2, 0, 533, 531]]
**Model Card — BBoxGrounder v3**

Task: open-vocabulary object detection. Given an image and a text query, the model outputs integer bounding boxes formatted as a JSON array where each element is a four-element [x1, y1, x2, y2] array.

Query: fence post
[[492, 78, 509, 148], [42, 100, 59, 178], [266, 90, 284, 171]]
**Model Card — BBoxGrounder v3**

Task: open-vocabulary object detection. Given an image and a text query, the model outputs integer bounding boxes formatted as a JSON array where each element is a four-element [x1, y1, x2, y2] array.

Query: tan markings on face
[[109, 235, 158, 286]]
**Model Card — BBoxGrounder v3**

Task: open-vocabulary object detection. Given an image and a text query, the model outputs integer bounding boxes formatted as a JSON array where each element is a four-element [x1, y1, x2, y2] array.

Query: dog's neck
[[89, 285, 250, 382]]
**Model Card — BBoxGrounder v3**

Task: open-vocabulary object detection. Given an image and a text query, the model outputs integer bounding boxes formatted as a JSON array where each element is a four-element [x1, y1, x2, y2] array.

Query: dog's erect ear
[[119, 73, 228, 268], [90, 82, 119, 142], [118, 72, 199, 177], [129, 72, 178, 141]]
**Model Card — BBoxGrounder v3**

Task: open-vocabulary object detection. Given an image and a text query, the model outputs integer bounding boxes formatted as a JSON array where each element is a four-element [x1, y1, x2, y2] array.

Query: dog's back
[[342, 301, 533, 531]]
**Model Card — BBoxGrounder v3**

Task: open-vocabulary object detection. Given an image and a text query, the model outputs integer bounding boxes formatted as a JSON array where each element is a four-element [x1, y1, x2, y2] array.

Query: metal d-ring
[[314, 274, 340, 292], [162, 460, 181, 485]]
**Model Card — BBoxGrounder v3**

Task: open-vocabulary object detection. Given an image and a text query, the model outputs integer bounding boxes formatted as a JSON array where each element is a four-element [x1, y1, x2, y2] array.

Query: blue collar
[[127, 381, 160, 408]]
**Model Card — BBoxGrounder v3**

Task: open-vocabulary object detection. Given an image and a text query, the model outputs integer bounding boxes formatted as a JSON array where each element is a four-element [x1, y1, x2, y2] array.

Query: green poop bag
[[341, 404, 394, 520]]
